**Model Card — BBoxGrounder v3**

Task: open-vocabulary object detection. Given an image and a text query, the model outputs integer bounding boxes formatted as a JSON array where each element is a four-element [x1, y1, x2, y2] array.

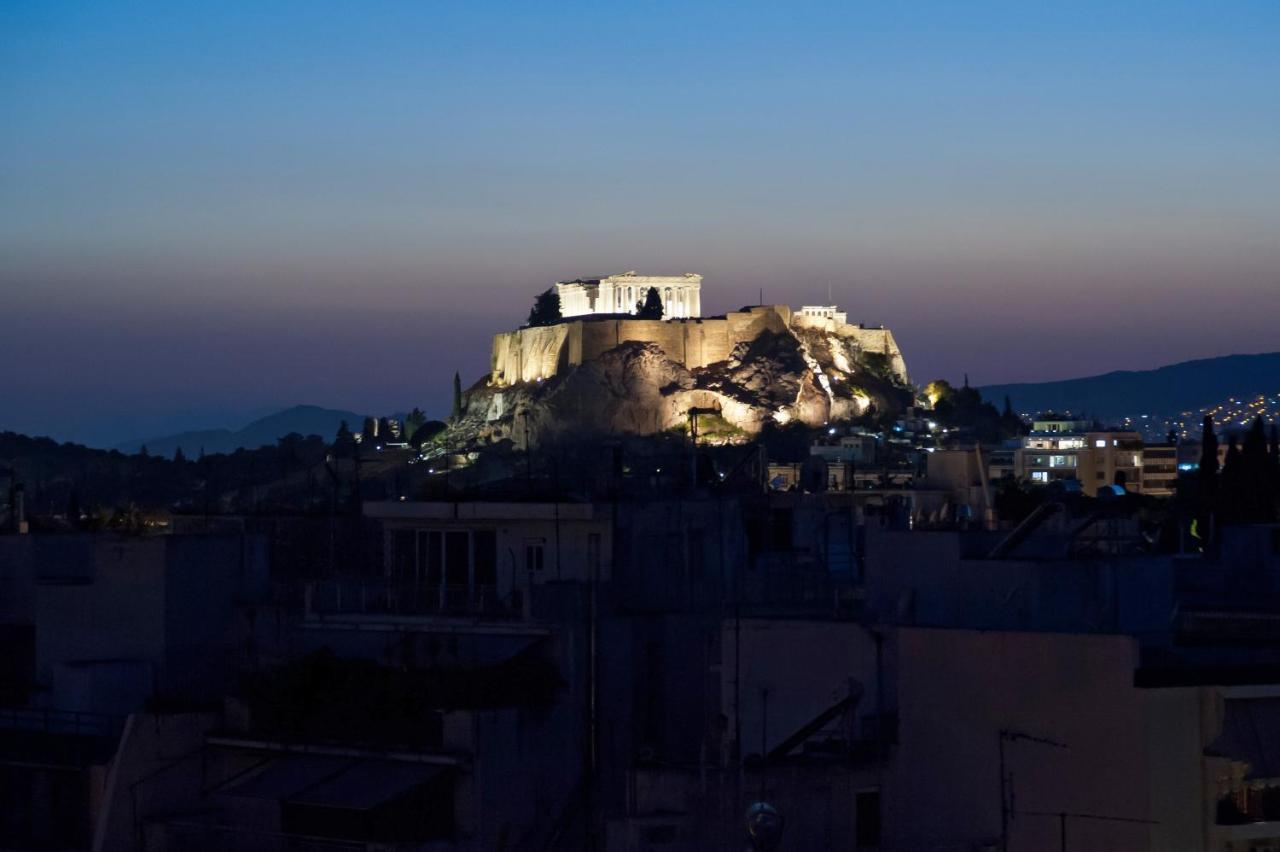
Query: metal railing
[[302, 579, 517, 618], [0, 706, 122, 738]]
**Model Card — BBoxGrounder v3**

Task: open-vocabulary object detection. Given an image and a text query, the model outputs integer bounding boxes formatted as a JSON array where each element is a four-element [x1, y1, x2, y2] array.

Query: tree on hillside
[[173, 446, 186, 464], [403, 408, 426, 442], [333, 420, 357, 458], [1000, 395, 1026, 437], [1198, 415, 1220, 495], [1271, 424, 1280, 479], [451, 372, 463, 421], [636, 287, 664, 319], [361, 417, 378, 443], [527, 289, 562, 327], [1194, 415, 1220, 546], [1221, 436, 1244, 523], [923, 380, 954, 408], [929, 378, 1021, 443], [409, 420, 447, 450], [1238, 416, 1276, 523]]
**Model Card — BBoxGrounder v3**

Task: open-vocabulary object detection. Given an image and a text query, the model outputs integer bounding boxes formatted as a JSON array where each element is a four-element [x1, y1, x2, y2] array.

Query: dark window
[[445, 531, 469, 587], [473, 530, 497, 588], [642, 825, 677, 844], [424, 531, 443, 587], [771, 508, 793, 550], [392, 530, 415, 579], [526, 543, 545, 573], [856, 790, 881, 847], [687, 530, 705, 580]]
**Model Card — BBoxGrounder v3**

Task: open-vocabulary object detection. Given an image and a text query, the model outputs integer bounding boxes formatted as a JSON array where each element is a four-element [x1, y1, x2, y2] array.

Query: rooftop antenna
[[827, 281, 832, 304], [759, 287, 763, 306]]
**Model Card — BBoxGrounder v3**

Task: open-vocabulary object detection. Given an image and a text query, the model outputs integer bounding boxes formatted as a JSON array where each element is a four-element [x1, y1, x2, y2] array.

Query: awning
[[222, 756, 445, 810]]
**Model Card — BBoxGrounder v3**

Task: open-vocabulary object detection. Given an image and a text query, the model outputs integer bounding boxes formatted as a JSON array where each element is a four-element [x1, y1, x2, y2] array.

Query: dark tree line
[[1196, 414, 1280, 532], [928, 377, 1027, 444]]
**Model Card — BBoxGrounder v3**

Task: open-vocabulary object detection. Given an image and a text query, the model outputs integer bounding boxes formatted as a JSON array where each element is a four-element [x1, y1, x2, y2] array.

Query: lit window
[[1095, 440, 1106, 448]]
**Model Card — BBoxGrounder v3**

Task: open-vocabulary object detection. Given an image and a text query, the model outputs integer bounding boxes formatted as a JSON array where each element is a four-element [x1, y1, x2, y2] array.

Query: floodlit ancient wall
[[792, 314, 909, 380], [489, 304, 907, 386]]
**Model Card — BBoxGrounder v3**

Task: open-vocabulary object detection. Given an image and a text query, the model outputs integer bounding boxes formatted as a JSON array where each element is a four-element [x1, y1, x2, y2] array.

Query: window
[[1095, 439, 1107, 448], [445, 532, 469, 588], [391, 530, 415, 579], [588, 533, 601, 576], [856, 790, 881, 847], [1031, 471, 1048, 482], [771, 508, 794, 550], [422, 530, 443, 587], [687, 530, 705, 580], [474, 530, 496, 588], [525, 541, 545, 573]]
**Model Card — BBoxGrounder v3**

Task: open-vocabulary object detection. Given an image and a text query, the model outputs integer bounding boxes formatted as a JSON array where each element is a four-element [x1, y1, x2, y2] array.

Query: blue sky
[[3, 1, 1278, 445]]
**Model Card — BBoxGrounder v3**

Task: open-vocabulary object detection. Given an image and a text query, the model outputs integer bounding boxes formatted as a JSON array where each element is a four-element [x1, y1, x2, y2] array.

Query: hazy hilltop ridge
[[456, 307, 912, 447], [115, 405, 367, 456], [981, 352, 1280, 420]]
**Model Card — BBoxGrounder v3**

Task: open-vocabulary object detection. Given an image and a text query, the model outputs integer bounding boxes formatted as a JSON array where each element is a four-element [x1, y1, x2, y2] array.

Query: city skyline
[[4, 0, 1279, 446]]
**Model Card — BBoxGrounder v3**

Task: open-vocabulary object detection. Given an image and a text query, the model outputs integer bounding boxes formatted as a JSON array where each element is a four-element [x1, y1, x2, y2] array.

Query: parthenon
[[555, 271, 702, 319]]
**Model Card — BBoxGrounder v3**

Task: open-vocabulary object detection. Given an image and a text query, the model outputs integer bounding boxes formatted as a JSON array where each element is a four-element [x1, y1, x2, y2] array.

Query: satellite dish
[[745, 802, 784, 851]]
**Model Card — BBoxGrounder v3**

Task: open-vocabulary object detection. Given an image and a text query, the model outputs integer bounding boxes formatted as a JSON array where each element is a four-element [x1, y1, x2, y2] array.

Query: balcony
[[300, 579, 519, 619]]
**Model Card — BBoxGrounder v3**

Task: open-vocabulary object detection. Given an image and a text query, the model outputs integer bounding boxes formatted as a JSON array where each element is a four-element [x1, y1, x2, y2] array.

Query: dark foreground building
[[3, 484, 1280, 850]]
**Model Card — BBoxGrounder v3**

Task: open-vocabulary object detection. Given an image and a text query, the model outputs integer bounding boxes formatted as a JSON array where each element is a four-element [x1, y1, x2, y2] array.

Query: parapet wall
[[490, 304, 907, 386]]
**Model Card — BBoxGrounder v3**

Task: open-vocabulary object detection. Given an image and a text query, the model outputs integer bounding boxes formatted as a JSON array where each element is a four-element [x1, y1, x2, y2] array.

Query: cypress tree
[[451, 372, 463, 421], [1199, 415, 1220, 488], [527, 289, 561, 327], [404, 408, 425, 442], [636, 287, 664, 319], [1241, 416, 1272, 521], [1221, 435, 1243, 524], [1271, 424, 1280, 480], [1195, 415, 1220, 545], [333, 420, 356, 458]]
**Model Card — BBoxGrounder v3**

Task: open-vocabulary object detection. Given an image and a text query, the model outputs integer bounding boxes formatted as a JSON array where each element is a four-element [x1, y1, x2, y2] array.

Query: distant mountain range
[[981, 352, 1280, 421], [114, 405, 368, 457]]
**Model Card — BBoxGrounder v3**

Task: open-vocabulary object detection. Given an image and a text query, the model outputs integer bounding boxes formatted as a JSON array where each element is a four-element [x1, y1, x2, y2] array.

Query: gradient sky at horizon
[[3, 0, 1278, 446]]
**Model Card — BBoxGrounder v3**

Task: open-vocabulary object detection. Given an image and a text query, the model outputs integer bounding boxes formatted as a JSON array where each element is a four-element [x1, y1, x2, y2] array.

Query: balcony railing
[[1218, 788, 1280, 826], [0, 706, 122, 738], [301, 579, 518, 619]]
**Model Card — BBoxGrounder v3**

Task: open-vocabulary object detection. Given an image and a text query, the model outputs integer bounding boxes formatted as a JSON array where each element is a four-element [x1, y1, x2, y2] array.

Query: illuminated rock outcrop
[[463, 304, 911, 447]]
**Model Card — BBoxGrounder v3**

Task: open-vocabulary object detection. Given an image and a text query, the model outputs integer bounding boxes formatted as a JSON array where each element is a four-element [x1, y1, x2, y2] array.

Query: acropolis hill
[[462, 272, 911, 446]]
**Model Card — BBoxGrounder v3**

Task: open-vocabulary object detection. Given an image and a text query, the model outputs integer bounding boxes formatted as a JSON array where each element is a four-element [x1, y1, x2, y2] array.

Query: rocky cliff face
[[455, 323, 911, 448]]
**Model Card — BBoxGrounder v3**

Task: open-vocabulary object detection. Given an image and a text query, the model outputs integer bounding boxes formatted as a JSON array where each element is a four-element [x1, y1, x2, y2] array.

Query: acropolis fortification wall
[[490, 305, 907, 386]]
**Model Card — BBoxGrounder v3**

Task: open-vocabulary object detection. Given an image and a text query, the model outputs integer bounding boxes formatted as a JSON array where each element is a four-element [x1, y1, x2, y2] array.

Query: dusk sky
[[3, 1, 1278, 447]]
